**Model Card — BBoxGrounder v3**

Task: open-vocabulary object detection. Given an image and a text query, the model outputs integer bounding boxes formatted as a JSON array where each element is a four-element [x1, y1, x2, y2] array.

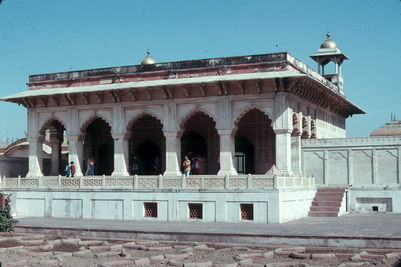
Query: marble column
[[217, 130, 238, 176], [163, 131, 181, 176], [274, 129, 293, 176], [112, 134, 129, 176], [49, 133, 60, 176], [291, 132, 303, 176], [26, 137, 44, 177], [68, 135, 83, 177]]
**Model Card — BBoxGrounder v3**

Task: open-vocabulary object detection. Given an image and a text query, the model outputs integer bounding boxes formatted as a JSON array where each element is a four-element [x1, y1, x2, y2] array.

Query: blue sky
[[0, 0, 400, 141]]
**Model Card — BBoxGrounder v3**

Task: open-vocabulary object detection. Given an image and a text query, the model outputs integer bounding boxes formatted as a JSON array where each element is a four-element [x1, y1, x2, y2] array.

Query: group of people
[[65, 154, 206, 177], [182, 153, 206, 177], [65, 156, 95, 177], [64, 161, 76, 177]]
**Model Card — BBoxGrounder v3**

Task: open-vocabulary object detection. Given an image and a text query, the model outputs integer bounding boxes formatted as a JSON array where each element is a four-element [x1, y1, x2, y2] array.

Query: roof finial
[[326, 32, 331, 39], [141, 48, 156, 65]]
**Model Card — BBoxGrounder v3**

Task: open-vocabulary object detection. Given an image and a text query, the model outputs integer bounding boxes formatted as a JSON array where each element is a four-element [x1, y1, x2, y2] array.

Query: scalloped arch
[[80, 114, 112, 135], [178, 107, 217, 130], [126, 111, 164, 132], [38, 116, 66, 137], [233, 105, 273, 132]]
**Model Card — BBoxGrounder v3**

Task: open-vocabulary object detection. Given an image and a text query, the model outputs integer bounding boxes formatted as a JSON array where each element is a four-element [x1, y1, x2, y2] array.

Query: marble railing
[[0, 174, 315, 190]]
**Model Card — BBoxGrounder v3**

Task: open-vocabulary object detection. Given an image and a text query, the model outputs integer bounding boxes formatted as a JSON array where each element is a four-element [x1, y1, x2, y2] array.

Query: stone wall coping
[[302, 137, 401, 148]]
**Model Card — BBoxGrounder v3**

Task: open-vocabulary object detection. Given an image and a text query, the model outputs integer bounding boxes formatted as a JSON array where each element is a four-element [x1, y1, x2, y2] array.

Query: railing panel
[[138, 177, 158, 189], [253, 178, 274, 189], [4, 178, 17, 188], [186, 177, 202, 189], [83, 178, 103, 187], [163, 178, 182, 188], [114, 178, 133, 188], [229, 178, 247, 189], [204, 177, 224, 189], [61, 178, 80, 188]]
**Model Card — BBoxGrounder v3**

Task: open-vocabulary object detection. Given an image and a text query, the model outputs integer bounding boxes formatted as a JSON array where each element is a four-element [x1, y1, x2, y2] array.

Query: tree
[[0, 194, 18, 232]]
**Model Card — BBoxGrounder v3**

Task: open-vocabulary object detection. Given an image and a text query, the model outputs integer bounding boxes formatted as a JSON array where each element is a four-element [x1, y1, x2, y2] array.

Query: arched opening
[[128, 115, 165, 175], [235, 137, 254, 174], [39, 119, 67, 176], [83, 117, 114, 175], [235, 109, 275, 174], [135, 140, 161, 175], [180, 111, 219, 175]]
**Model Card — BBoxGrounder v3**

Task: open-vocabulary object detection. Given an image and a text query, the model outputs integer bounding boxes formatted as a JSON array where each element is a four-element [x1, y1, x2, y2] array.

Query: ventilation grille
[[189, 203, 203, 219], [144, 202, 158, 218], [241, 203, 254, 220]]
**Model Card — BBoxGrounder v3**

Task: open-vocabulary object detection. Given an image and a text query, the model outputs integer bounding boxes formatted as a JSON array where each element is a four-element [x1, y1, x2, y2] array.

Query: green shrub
[[0, 194, 18, 232]]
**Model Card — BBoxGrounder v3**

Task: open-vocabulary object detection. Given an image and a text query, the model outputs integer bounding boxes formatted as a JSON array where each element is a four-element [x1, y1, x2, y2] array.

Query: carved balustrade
[[0, 174, 315, 190]]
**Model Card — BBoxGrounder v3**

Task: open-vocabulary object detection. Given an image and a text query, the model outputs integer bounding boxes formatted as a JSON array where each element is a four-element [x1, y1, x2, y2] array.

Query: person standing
[[182, 156, 191, 177], [86, 156, 95, 176], [70, 161, 76, 177], [65, 162, 71, 177]]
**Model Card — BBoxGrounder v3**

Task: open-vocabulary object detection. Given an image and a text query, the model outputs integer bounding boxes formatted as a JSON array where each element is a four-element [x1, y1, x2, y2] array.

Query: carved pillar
[[274, 129, 293, 176], [26, 137, 44, 177], [273, 92, 293, 176], [112, 134, 129, 176], [291, 132, 302, 176], [217, 130, 237, 176], [163, 131, 181, 176], [68, 135, 83, 177], [26, 109, 43, 177]]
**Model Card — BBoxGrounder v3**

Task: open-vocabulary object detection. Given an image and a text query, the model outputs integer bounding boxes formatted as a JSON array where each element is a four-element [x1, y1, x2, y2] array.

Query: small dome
[[320, 32, 337, 49], [371, 120, 401, 137], [141, 49, 156, 65]]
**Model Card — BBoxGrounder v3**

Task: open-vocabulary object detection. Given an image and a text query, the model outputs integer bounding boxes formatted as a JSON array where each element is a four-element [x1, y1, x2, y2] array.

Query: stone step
[[315, 192, 344, 198], [308, 211, 339, 217], [313, 196, 343, 202], [311, 201, 342, 207], [316, 188, 346, 192], [310, 206, 339, 212]]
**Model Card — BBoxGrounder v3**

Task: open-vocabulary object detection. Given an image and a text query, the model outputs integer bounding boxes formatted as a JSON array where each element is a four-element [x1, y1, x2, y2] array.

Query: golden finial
[[141, 48, 156, 65]]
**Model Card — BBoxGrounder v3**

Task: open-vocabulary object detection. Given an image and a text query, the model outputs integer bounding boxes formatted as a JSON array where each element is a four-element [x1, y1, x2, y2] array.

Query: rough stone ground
[[1, 233, 401, 267]]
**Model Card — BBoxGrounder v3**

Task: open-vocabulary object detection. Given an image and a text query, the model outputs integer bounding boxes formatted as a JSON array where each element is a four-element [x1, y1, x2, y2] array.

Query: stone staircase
[[309, 188, 346, 217]]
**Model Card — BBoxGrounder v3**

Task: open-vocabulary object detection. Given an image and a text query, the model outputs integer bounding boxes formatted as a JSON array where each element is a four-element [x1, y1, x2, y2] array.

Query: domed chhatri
[[310, 32, 349, 95], [320, 32, 337, 49], [371, 120, 401, 137], [141, 49, 156, 65]]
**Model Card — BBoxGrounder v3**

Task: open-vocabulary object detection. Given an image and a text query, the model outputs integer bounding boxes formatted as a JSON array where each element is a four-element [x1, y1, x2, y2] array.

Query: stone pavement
[[15, 213, 401, 248], [3, 233, 401, 266]]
